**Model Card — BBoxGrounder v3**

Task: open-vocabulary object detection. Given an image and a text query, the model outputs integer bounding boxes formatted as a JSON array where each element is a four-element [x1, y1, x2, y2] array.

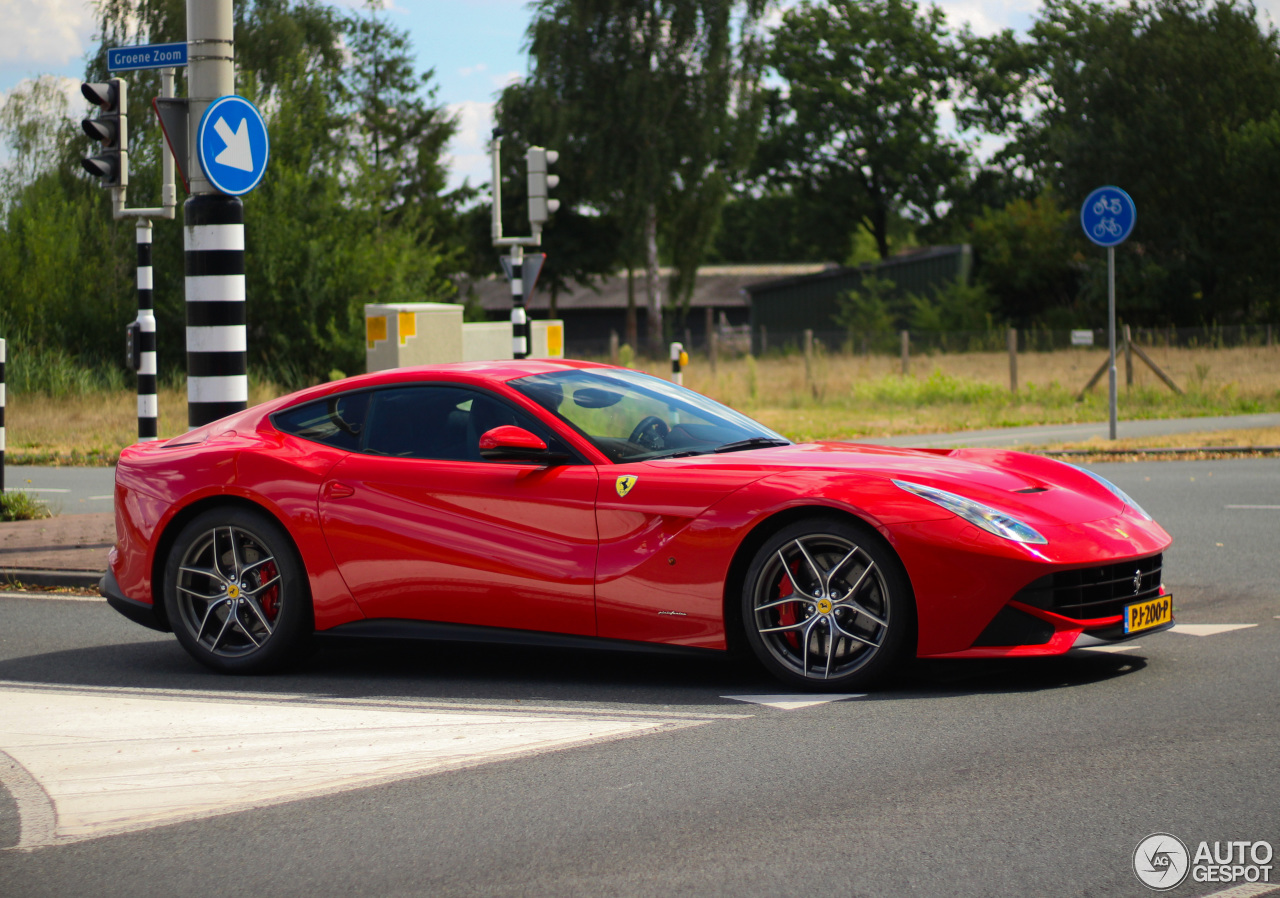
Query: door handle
[[324, 481, 355, 499]]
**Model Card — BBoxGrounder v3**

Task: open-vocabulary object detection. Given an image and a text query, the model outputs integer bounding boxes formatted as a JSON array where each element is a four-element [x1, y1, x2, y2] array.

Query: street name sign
[[196, 95, 270, 196], [1081, 186, 1136, 247], [108, 42, 188, 72]]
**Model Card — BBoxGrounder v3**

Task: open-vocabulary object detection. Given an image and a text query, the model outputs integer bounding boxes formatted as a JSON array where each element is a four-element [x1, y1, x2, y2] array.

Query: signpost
[[99, 44, 184, 440], [1081, 186, 1137, 440]]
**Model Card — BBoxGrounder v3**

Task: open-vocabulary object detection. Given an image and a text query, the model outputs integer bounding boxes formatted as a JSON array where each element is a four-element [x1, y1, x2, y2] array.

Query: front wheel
[[741, 518, 913, 691], [163, 507, 311, 674]]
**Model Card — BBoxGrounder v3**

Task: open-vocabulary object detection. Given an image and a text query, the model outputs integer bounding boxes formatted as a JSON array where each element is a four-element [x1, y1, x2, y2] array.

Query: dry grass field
[[4, 344, 1279, 464]]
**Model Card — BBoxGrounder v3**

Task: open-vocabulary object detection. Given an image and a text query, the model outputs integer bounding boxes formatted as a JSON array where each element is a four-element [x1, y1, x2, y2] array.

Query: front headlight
[[1071, 465, 1153, 521], [893, 479, 1048, 545]]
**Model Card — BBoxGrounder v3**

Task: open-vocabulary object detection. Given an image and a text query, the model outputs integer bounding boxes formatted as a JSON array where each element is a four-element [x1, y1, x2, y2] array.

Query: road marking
[[1171, 624, 1258, 637], [1, 488, 69, 493], [1074, 644, 1141, 654], [1202, 884, 1280, 898], [0, 592, 103, 603], [0, 683, 713, 849], [1225, 504, 1280, 509], [88, 495, 114, 501], [722, 694, 864, 710]]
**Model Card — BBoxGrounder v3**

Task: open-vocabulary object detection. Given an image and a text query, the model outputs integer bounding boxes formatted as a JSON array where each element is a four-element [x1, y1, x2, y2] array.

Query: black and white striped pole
[[184, 196, 246, 425], [134, 221, 158, 440], [509, 246, 527, 358], [183, 0, 248, 427], [670, 341, 688, 385]]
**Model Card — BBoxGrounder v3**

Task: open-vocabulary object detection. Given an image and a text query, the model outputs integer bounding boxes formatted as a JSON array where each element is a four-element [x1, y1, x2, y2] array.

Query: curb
[[0, 568, 104, 590]]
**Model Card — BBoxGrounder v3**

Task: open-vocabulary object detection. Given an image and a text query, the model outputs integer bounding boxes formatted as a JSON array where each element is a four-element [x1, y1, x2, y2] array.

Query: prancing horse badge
[[616, 475, 639, 498]]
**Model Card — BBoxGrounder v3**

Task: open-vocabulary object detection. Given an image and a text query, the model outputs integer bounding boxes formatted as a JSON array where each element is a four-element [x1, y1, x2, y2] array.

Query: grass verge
[[0, 491, 52, 521]]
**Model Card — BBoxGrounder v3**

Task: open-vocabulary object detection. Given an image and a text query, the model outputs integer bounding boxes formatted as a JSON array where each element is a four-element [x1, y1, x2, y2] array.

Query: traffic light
[[526, 146, 559, 224], [81, 78, 128, 188]]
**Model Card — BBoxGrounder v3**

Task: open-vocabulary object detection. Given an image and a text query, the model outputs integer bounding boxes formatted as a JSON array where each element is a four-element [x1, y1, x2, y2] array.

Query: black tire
[[741, 517, 913, 691], [163, 507, 312, 674]]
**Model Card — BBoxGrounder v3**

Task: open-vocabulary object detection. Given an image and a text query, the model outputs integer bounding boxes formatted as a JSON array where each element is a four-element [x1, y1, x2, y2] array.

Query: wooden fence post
[[706, 307, 717, 373], [804, 329, 814, 391], [608, 329, 619, 363], [1007, 327, 1018, 393], [900, 330, 910, 376], [1124, 324, 1133, 390]]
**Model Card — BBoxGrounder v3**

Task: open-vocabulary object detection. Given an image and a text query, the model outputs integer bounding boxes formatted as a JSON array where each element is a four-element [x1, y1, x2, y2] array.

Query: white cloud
[[491, 69, 522, 90], [459, 63, 488, 77], [0, 0, 95, 67], [443, 99, 495, 191]]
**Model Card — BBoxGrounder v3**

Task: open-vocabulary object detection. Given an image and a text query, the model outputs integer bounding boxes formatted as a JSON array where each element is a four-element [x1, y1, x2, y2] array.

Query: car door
[[317, 385, 600, 636]]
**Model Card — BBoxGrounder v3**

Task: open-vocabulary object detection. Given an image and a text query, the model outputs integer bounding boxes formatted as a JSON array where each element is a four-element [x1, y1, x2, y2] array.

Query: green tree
[[969, 191, 1079, 326], [760, 0, 967, 262], [986, 0, 1280, 324], [517, 0, 768, 352]]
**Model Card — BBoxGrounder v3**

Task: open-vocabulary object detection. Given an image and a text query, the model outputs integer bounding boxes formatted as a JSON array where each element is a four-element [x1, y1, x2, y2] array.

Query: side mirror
[[478, 425, 567, 464]]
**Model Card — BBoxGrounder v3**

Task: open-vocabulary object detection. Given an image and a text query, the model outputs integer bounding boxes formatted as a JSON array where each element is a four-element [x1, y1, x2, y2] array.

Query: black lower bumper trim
[[99, 570, 170, 633], [319, 618, 720, 658]]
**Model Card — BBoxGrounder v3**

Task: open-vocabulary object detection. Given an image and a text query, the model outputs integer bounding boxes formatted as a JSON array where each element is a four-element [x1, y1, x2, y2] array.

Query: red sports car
[[101, 359, 1173, 690]]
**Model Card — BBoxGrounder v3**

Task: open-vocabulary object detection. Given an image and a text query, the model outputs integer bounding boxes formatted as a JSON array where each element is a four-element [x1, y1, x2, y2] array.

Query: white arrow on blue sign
[[197, 95, 270, 196], [1080, 186, 1136, 247]]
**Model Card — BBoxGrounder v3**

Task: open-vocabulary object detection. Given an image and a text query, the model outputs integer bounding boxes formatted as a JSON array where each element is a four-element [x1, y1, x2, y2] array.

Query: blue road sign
[[108, 42, 188, 72], [1081, 186, 1136, 247], [197, 96, 270, 196]]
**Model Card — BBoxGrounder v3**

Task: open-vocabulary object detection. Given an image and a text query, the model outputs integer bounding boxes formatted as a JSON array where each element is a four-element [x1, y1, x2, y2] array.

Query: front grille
[[1014, 554, 1163, 621]]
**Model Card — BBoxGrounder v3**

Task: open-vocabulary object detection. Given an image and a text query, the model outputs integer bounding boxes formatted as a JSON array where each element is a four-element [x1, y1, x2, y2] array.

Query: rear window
[[272, 392, 371, 451]]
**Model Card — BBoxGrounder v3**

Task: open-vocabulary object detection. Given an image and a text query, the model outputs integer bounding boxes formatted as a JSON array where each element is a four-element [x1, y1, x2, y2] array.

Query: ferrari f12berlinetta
[[101, 359, 1173, 690]]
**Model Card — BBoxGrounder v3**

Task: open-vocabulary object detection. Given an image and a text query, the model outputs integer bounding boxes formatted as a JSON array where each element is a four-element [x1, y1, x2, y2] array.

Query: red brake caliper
[[778, 560, 802, 650], [257, 561, 280, 621]]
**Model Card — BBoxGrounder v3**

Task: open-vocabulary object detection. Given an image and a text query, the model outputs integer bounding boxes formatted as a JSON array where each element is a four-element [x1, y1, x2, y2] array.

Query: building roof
[[463, 263, 837, 313]]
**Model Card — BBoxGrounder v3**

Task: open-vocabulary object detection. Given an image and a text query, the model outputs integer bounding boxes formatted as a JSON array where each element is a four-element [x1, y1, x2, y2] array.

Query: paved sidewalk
[[0, 513, 113, 589]]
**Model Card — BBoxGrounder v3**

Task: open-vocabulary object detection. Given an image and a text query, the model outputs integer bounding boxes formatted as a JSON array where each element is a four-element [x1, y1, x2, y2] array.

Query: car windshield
[[511, 368, 788, 463]]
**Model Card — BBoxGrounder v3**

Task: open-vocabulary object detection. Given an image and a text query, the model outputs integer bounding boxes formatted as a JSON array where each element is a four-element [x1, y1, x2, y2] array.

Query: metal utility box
[[365, 303, 464, 372]]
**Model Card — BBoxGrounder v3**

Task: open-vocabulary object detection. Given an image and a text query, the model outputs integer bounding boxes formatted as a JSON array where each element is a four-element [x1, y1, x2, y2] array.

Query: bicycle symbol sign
[[1081, 186, 1136, 247]]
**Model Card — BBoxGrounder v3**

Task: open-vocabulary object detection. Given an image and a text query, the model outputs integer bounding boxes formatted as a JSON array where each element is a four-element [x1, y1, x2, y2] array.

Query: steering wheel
[[628, 415, 670, 450]]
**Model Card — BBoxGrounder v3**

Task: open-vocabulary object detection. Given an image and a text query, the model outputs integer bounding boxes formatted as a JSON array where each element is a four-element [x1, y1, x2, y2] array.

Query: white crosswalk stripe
[[1171, 624, 1258, 636], [722, 694, 864, 710], [0, 683, 718, 849]]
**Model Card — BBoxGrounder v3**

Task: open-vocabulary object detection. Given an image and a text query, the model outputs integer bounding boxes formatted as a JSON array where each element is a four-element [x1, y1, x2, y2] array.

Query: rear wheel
[[742, 518, 913, 691], [163, 507, 311, 674]]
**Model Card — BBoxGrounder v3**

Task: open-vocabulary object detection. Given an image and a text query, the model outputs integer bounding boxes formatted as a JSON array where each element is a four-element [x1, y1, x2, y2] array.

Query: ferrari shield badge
[[616, 475, 639, 498]]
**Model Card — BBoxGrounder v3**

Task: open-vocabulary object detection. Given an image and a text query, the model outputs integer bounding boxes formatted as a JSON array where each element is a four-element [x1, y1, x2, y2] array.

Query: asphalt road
[[1, 459, 1277, 897]]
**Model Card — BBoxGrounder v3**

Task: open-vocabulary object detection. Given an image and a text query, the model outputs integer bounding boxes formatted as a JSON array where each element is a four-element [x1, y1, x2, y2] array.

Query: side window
[[359, 386, 573, 462], [273, 392, 370, 452]]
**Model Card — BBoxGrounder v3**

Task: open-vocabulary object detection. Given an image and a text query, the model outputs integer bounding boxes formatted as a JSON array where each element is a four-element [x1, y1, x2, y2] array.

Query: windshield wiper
[[713, 437, 791, 454], [647, 448, 713, 460]]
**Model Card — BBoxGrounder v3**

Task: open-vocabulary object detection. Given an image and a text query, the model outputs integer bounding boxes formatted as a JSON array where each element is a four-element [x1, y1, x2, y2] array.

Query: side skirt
[[317, 618, 724, 659]]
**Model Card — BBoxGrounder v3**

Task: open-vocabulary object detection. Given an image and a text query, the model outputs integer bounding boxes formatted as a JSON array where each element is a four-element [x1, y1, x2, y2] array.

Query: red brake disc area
[[778, 560, 802, 649], [257, 560, 280, 621]]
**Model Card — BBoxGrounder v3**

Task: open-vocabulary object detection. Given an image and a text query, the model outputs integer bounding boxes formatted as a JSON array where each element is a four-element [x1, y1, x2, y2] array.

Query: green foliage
[[969, 192, 1078, 325], [0, 491, 52, 522], [834, 275, 898, 347], [0, 0, 466, 391], [514, 0, 768, 349], [906, 277, 996, 334], [759, 0, 965, 261], [985, 0, 1280, 325]]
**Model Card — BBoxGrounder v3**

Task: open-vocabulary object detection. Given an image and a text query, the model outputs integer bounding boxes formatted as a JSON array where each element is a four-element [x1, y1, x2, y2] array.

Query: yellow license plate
[[1124, 594, 1173, 634]]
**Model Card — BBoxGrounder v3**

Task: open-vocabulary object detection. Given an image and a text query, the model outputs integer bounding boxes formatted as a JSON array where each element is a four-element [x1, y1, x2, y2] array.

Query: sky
[[1, 0, 1277, 192]]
